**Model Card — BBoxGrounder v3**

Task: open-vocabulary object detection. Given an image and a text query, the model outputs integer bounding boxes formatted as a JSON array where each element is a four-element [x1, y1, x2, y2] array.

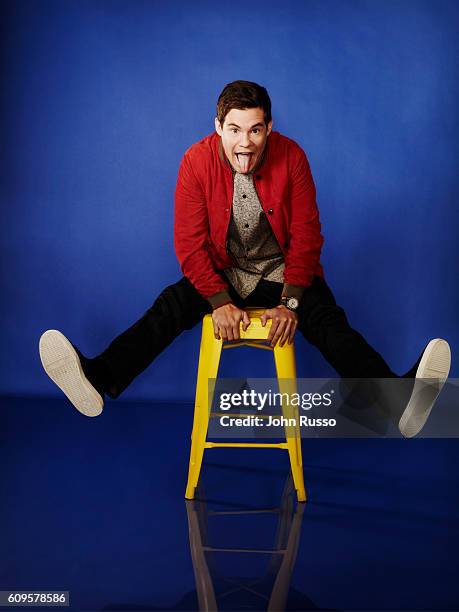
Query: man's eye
[[252, 129, 260, 134], [231, 129, 238, 134]]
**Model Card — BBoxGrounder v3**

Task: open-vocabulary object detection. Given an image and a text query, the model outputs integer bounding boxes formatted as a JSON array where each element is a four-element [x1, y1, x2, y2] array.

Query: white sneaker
[[398, 339, 451, 438], [39, 330, 104, 417]]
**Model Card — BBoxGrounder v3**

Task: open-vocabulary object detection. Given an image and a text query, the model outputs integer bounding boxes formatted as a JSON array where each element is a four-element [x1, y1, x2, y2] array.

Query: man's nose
[[239, 132, 251, 147]]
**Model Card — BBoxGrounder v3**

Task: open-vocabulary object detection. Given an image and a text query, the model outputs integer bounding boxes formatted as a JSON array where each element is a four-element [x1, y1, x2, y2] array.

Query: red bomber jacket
[[174, 130, 324, 307]]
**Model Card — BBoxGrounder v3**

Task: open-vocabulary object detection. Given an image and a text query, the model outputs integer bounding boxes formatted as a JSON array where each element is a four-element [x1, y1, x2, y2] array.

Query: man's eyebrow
[[227, 122, 265, 129]]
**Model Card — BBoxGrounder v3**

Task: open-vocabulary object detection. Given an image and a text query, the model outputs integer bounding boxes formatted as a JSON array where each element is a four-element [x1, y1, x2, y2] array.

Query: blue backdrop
[[1, 0, 458, 402]]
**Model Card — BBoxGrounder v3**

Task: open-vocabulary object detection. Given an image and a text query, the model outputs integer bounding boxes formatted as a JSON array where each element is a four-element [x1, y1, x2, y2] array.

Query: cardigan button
[[268, 208, 274, 215], [284, 242, 288, 248], [256, 174, 262, 180]]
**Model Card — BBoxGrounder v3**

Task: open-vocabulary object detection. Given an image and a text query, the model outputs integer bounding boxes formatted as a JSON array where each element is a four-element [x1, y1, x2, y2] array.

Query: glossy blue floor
[[1, 395, 459, 611]]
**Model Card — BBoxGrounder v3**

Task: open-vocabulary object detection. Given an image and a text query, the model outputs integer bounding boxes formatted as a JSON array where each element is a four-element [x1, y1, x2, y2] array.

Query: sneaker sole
[[39, 330, 104, 417], [398, 338, 451, 438]]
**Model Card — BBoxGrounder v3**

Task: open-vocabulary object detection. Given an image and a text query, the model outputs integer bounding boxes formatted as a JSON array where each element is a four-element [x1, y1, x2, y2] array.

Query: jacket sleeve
[[174, 151, 231, 302], [283, 147, 324, 288]]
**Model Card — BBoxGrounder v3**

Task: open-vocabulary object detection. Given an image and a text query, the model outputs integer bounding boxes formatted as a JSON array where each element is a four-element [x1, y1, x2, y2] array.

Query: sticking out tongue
[[237, 153, 252, 172]]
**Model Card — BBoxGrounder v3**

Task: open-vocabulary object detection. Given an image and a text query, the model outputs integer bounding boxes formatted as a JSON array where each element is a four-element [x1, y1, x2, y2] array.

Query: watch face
[[287, 297, 299, 310]]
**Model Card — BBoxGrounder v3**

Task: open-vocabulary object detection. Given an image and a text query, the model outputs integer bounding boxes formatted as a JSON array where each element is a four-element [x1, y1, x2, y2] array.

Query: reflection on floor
[[1, 395, 459, 611], [187, 476, 310, 611]]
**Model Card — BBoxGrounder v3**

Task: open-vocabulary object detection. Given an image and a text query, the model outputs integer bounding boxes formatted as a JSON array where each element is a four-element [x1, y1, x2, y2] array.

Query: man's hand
[[212, 303, 251, 341], [261, 305, 298, 347]]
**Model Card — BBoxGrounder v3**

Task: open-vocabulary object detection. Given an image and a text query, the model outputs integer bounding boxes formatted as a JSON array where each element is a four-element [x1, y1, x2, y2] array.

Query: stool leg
[[185, 319, 222, 499], [273, 344, 307, 503]]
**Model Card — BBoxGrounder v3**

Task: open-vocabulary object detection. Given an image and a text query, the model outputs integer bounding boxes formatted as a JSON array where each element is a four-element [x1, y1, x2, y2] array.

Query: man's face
[[215, 107, 272, 174]]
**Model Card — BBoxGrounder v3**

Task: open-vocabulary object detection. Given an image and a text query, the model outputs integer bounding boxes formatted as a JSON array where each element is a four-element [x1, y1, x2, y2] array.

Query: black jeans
[[94, 276, 396, 399]]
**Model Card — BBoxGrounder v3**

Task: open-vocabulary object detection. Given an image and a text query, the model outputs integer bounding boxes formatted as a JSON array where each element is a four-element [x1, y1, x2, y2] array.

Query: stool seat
[[185, 308, 306, 502]]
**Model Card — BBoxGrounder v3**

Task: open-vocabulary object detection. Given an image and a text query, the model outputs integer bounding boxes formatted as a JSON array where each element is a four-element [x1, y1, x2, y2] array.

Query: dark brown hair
[[216, 80, 272, 126]]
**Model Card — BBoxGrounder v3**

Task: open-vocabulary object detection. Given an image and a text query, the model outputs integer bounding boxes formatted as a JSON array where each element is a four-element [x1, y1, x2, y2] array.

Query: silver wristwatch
[[280, 296, 299, 311]]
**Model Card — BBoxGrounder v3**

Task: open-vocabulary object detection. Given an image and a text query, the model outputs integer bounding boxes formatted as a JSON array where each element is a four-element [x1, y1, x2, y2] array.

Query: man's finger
[[220, 324, 229, 342], [242, 311, 251, 331], [271, 325, 282, 348], [213, 318, 221, 340], [268, 318, 281, 344], [226, 325, 234, 342], [271, 321, 286, 347], [279, 320, 292, 347], [232, 322, 240, 341], [288, 321, 297, 344]]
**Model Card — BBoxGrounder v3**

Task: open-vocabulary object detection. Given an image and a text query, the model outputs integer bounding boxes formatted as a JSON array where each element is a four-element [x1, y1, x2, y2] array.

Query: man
[[39, 80, 451, 438]]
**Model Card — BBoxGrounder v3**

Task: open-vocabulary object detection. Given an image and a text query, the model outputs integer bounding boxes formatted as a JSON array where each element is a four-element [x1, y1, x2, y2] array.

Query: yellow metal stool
[[185, 308, 306, 502]]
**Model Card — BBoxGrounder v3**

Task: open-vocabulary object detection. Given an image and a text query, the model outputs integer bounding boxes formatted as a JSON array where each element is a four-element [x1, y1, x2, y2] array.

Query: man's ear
[[215, 117, 223, 136], [266, 120, 273, 136]]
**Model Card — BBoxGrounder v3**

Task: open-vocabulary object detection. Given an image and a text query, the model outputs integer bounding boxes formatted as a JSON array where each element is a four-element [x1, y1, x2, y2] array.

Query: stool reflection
[[186, 475, 307, 611]]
